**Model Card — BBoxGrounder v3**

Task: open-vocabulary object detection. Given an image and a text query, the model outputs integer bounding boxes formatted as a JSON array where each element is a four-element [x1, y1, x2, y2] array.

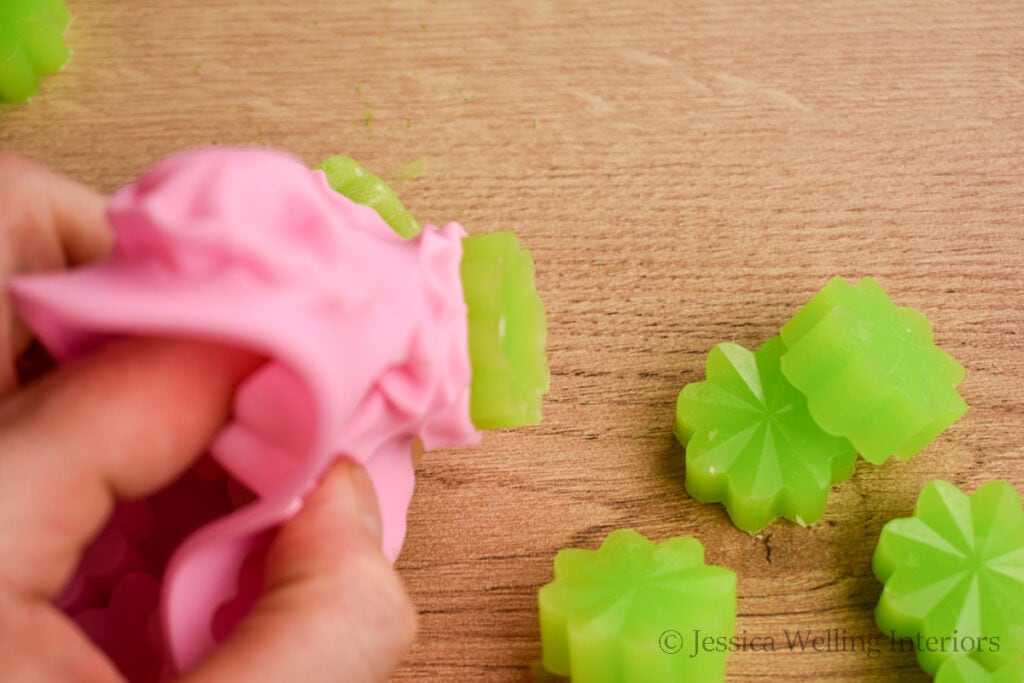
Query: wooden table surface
[[3, 2, 1022, 681]]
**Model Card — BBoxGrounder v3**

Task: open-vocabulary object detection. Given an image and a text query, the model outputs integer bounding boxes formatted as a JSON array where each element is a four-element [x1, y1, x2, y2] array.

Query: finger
[[0, 151, 111, 268], [183, 460, 417, 683], [0, 152, 111, 394], [0, 337, 261, 599], [0, 588, 124, 683]]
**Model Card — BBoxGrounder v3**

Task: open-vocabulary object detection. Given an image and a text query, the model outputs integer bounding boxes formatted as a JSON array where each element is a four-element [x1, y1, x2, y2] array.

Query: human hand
[[0, 153, 416, 682]]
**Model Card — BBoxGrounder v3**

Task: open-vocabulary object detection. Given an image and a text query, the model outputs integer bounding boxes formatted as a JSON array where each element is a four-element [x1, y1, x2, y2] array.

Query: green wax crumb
[[193, 64, 202, 75], [395, 158, 426, 181], [363, 111, 372, 126]]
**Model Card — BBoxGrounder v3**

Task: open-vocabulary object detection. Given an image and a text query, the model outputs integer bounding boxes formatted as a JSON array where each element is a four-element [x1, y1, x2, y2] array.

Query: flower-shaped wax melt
[[461, 231, 549, 429], [316, 155, 421, 239], [5, 147, 548, 675], [0, 0, 70, 104], [539, 529, 736, 682], [935, 657, 1024, 683], [873, 480, 1024, 676], [675, 336, 857, 533], [779, 276, 967, 464]]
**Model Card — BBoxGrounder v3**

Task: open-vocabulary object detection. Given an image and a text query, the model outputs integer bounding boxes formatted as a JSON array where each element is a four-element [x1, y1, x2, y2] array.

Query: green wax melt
[[675, 336, 857, 533], [873, 480, 1024, 676], [461, 231, 548, 429], [935, 657, 1024, 683], [779, 276, 967, 464], [0, 0, 70, 104], [316, 155, 421, 239], [317, 157, 549, 430], [539, 529, 736, 683]]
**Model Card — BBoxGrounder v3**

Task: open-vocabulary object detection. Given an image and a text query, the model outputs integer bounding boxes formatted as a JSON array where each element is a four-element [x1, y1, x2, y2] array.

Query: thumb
[[182, 460, 418, 683]]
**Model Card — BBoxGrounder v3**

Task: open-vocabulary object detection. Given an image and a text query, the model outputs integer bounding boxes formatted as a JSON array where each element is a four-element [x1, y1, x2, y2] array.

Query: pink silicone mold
[[8, 147, 481, 676]]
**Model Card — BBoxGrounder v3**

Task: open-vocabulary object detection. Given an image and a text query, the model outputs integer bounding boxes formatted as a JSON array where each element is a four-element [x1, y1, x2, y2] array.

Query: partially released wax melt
[[539, 529, 736, 682], [8, 147, 549, 677], [0, 0, 70, 104], [873, 480, 1024, 677], [317, 156, 550, 429], [675, 336, 856, 533], [780, 276, 967, 464]]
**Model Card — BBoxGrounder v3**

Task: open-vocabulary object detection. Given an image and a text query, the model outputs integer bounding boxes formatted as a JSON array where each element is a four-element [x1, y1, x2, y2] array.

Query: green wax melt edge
[[461, 231, 550, 430], [315, 155, 421, 239]]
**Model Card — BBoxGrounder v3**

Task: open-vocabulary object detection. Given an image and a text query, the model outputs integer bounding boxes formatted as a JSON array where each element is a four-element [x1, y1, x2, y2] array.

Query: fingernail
[[338, 460, 383, 545]]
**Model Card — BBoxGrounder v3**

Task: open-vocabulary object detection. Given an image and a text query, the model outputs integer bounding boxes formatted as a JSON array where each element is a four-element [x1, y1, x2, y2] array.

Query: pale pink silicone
[[7, 147, 481, 673]]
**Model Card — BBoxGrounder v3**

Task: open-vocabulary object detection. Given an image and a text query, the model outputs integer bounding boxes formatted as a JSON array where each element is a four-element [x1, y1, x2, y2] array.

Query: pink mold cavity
[[8, 147, 481, 677]]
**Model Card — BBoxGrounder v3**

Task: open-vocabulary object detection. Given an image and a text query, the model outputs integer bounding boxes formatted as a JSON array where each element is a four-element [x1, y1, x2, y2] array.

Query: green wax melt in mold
[[461, 231, 548, 429], [538, 529, 736, 683], [317, 157, 549, 430], [935, 657, 1024, 683], [675, 336, 857, 533], [873, 480, 1024, 677], [779, 276, 967, 464], [316, 155, 421, 239], [0, 0, 70, 104]]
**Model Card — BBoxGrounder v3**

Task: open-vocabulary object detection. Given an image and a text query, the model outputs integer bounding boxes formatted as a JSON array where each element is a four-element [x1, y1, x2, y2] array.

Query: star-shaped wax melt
[[873, 480, 1024, 676], [539, 529, 736, 682], [0, 0, 69, 104], [461, 231, 549, 429], [779, 276, 967, 464], [675, 336, 857, 533], [935, 657, 1024, 683]]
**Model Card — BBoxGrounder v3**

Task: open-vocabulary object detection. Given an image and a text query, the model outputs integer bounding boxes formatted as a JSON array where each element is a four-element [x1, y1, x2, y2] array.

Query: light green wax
[[539, 529, 736, 682], [935, 657, 1024, 683], [676, 336, 857, 533], [461, 231, 548, 429], [316, 155, 421, 239], [0, 0, 69, 104], [317, 157, 549, 430], [780, 276, 967, 464], [873, 480, 1024, 676]]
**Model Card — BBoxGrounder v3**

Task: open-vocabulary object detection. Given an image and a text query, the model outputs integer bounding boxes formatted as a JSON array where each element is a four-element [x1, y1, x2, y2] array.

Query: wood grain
[[2, 1, 1022, 680]]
